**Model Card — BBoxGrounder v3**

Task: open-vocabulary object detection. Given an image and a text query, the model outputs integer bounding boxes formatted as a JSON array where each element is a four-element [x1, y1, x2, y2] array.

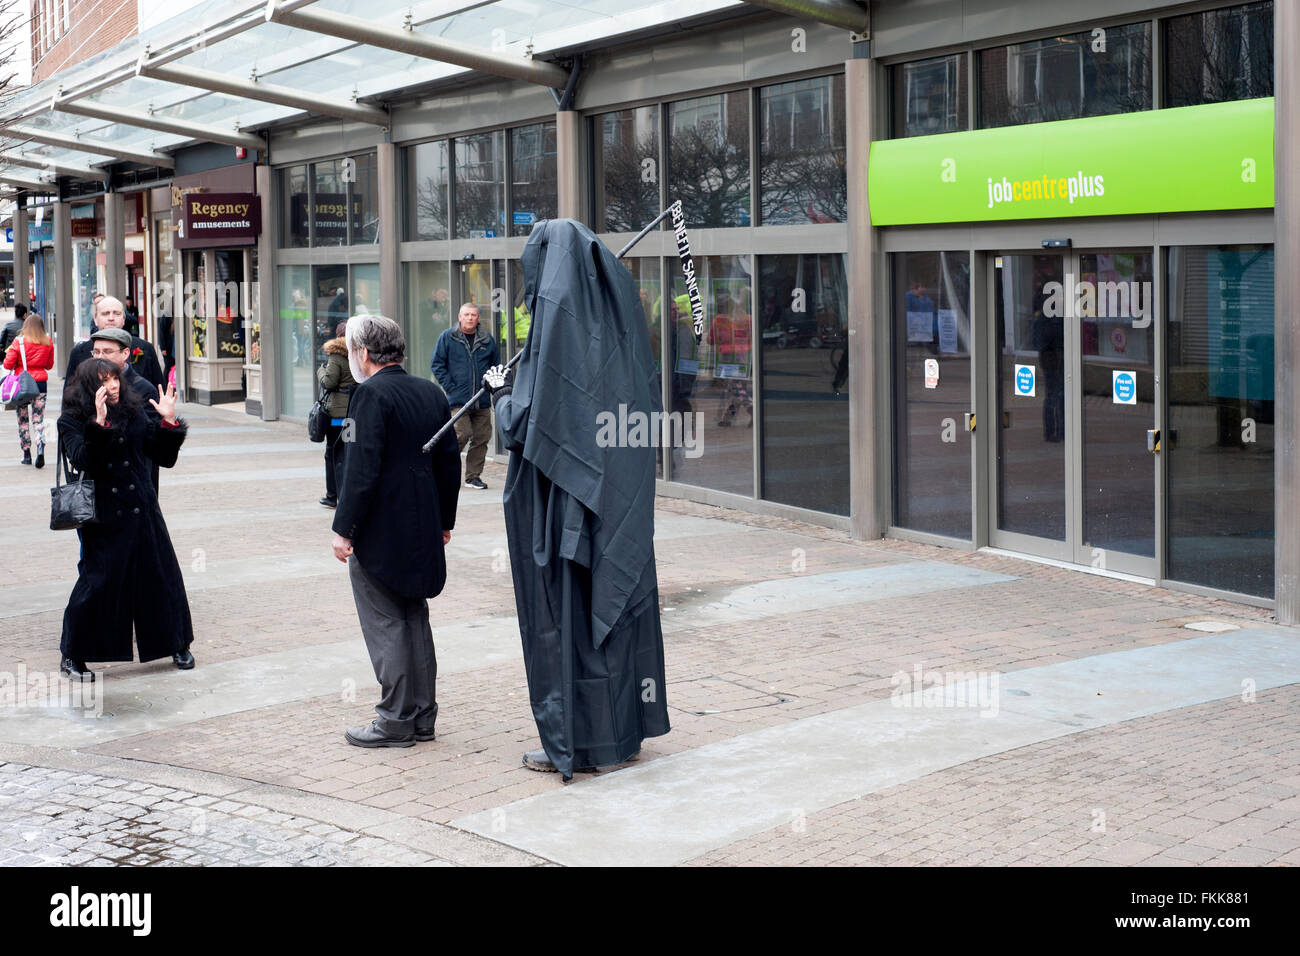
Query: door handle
[[1147, 428, 1160, 453]]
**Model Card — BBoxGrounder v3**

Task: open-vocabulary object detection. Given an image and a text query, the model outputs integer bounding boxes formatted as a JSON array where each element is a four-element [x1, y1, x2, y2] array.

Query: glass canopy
[[0, 0, 743, 185]]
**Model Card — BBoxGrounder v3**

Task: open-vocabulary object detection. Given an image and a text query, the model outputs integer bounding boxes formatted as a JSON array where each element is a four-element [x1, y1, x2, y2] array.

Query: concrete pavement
[[0, 389, 1296, 866]]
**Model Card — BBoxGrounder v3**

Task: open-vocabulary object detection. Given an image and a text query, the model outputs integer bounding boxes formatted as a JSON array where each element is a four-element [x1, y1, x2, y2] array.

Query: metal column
[[1275, 2, 1299, 621], [12, 196, 27, 310], [104, 191, 126, 298], [256, 163, 279, 420], [52, 202, 73, 374], [556, 110, 583, 222], [845, 53, 879, 540], [377, 141, 400, 321]]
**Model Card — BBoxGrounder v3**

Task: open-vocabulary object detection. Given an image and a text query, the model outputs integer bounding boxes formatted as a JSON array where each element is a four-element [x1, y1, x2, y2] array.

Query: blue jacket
[[431, 326, 500, 409]]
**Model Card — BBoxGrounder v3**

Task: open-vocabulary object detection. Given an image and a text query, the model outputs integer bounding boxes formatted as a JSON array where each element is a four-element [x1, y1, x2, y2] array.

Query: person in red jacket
[[3, 313, 55, 468]]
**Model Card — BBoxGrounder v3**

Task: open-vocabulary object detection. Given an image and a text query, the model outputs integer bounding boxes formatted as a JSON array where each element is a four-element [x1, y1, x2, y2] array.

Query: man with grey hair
[[66, 295, 164, 389], [331, 314, 462, 747], [431, 302, 499, 489]]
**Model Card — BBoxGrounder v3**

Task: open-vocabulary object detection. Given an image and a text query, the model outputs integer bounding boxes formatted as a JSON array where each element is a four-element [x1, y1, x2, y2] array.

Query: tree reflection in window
[[759, 75, 846, 225], [667, 92, 750, 229]]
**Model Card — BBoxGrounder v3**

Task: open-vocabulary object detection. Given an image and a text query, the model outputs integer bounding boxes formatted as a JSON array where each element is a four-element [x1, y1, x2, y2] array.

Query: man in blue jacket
[[431, 303, 499, 489]]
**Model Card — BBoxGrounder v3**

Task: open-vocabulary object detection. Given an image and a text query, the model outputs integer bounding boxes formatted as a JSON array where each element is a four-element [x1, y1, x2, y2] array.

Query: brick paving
[[0, 395, 1294, 865]]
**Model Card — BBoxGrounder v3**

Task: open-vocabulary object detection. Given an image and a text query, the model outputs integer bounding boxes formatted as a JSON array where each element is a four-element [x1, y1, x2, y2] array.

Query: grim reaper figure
[[482, 218, 671, 781]]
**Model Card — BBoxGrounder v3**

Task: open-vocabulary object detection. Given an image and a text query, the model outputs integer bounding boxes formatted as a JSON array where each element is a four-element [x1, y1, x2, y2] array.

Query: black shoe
[[60, 657, 95, 682], [345, 723, 415, 748], [20, 454, 30, 465], [414, 725, 436, 742], [34, 449, 44, 469], [319, 496, 338, 508], [464, 477, 487, 490], [173, 649, 195, 670]]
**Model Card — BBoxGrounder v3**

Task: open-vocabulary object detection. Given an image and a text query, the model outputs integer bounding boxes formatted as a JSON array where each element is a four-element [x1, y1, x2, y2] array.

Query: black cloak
[[58, 404, 194, 663], [493, 218, 670, 780]]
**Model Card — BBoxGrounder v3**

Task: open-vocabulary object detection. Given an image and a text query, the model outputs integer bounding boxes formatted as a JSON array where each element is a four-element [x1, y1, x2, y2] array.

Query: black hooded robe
[[493, 219, 670, 780]]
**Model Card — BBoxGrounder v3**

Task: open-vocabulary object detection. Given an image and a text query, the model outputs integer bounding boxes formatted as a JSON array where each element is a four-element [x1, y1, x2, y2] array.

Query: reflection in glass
[[187, 250, 207, 359], [593, 106, 659, 233], [759, 75, 846, 225], [211, 251, 246, 364], [667, 93, 750, 229], [314, 263, 349, 364], [313, 159, 348, 247], [996, 255, 1066, 540], [278, 264, 313, 417], [893, 53, 968, 138], [510, 122, 557, 237], [892, 251, 971, 537], [407, 260, 452, 380], [1164, 1, 1273, 107], [1167, 245, 1274, 597], [351, 263, 380, 320], [979, 23, 1151, 128], [622, 258, 663, 479], [1079, 252, 1155, 557], [670, 255, 752, 494], [408, 140, 449, 240], [351, 152, 379, 244], [283, 164, 309, 248], [760, 254, 849, 515], [454, 131, 505, 239]]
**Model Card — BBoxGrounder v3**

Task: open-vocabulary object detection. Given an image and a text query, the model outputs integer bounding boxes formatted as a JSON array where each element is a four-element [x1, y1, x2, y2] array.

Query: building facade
[[2, 0, 1291, 611]]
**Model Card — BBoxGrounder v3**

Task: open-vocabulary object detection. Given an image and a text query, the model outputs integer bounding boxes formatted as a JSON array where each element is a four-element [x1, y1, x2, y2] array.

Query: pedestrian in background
[[316, 322, 357, 508], [0, 303, 26, 354], [4, 312, 55, 468], [57, 358, 194, 681], [431, 302, 499, 490]]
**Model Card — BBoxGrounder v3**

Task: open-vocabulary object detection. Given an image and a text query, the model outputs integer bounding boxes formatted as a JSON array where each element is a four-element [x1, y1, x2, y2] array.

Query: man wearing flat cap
[[91, 327, 164, 494]]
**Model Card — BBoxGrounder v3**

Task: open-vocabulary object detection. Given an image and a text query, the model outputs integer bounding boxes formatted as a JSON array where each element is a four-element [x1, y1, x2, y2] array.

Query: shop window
[[892, 53, 968, 138], [283, 164, 309, 248], [313, 159, 348, 247], [979, 22, 1151, 129], [1164, 2, 1273, 107], [351, 152, 379, 244], [408, 140, 449, 241], [759, 75, 846, 225], [408, 261, 453, 379], [759, 253, 850, 515], [454, 130, 506, 239], [669, 255, 753, 495], [277, 264, 313, 418], [667, 93, 750, 229], [510, 121, 557, 236], [593, 105, 660, 233], [1166, 245, 1274, 597]]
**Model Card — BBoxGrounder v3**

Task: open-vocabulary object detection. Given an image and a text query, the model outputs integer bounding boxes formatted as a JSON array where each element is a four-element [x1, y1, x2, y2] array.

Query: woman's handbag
[[1, 338, 40, 409], [50, 438, 97, 531], [307, 383, 330, 443]]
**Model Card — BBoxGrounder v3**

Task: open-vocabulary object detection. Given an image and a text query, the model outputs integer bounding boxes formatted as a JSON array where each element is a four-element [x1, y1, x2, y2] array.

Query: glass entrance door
[[990, 249, 1158, 576]]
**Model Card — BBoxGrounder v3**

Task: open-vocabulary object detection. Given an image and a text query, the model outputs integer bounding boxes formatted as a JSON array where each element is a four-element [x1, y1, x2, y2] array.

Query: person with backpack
[[3, 312, 55, 468]]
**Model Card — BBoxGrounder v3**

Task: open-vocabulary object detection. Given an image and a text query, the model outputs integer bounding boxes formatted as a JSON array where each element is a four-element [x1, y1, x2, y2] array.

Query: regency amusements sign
[[176, 192, 261, 249], [867, 98, 1274, 225]]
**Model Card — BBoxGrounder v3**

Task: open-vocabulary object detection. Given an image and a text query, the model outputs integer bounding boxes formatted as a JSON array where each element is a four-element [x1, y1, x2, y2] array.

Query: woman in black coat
[[57, 359, 195, 681]]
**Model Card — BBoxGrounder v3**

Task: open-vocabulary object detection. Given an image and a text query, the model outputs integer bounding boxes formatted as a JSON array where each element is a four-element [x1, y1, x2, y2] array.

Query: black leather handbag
[[307, 383, 330, 443], [50, 438, 97, 531]]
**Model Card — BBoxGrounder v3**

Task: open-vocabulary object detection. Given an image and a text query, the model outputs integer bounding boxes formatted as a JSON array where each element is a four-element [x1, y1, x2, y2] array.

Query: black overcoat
[[57, 404, 193, 663], [332, 365, 462, 600], [493, 218, 670, 780]]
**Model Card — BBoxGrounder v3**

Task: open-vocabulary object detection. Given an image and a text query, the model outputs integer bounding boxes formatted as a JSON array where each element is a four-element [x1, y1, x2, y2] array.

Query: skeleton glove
[[482, 364, 513, 405]]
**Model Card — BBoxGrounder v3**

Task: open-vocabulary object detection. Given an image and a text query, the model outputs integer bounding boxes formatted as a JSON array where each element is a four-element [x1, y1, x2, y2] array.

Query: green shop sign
[[868, 98, 1274, 225]]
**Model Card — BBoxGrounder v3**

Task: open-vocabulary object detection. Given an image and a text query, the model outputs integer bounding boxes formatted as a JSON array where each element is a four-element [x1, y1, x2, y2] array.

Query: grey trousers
[[348, 557, 438, 736]]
